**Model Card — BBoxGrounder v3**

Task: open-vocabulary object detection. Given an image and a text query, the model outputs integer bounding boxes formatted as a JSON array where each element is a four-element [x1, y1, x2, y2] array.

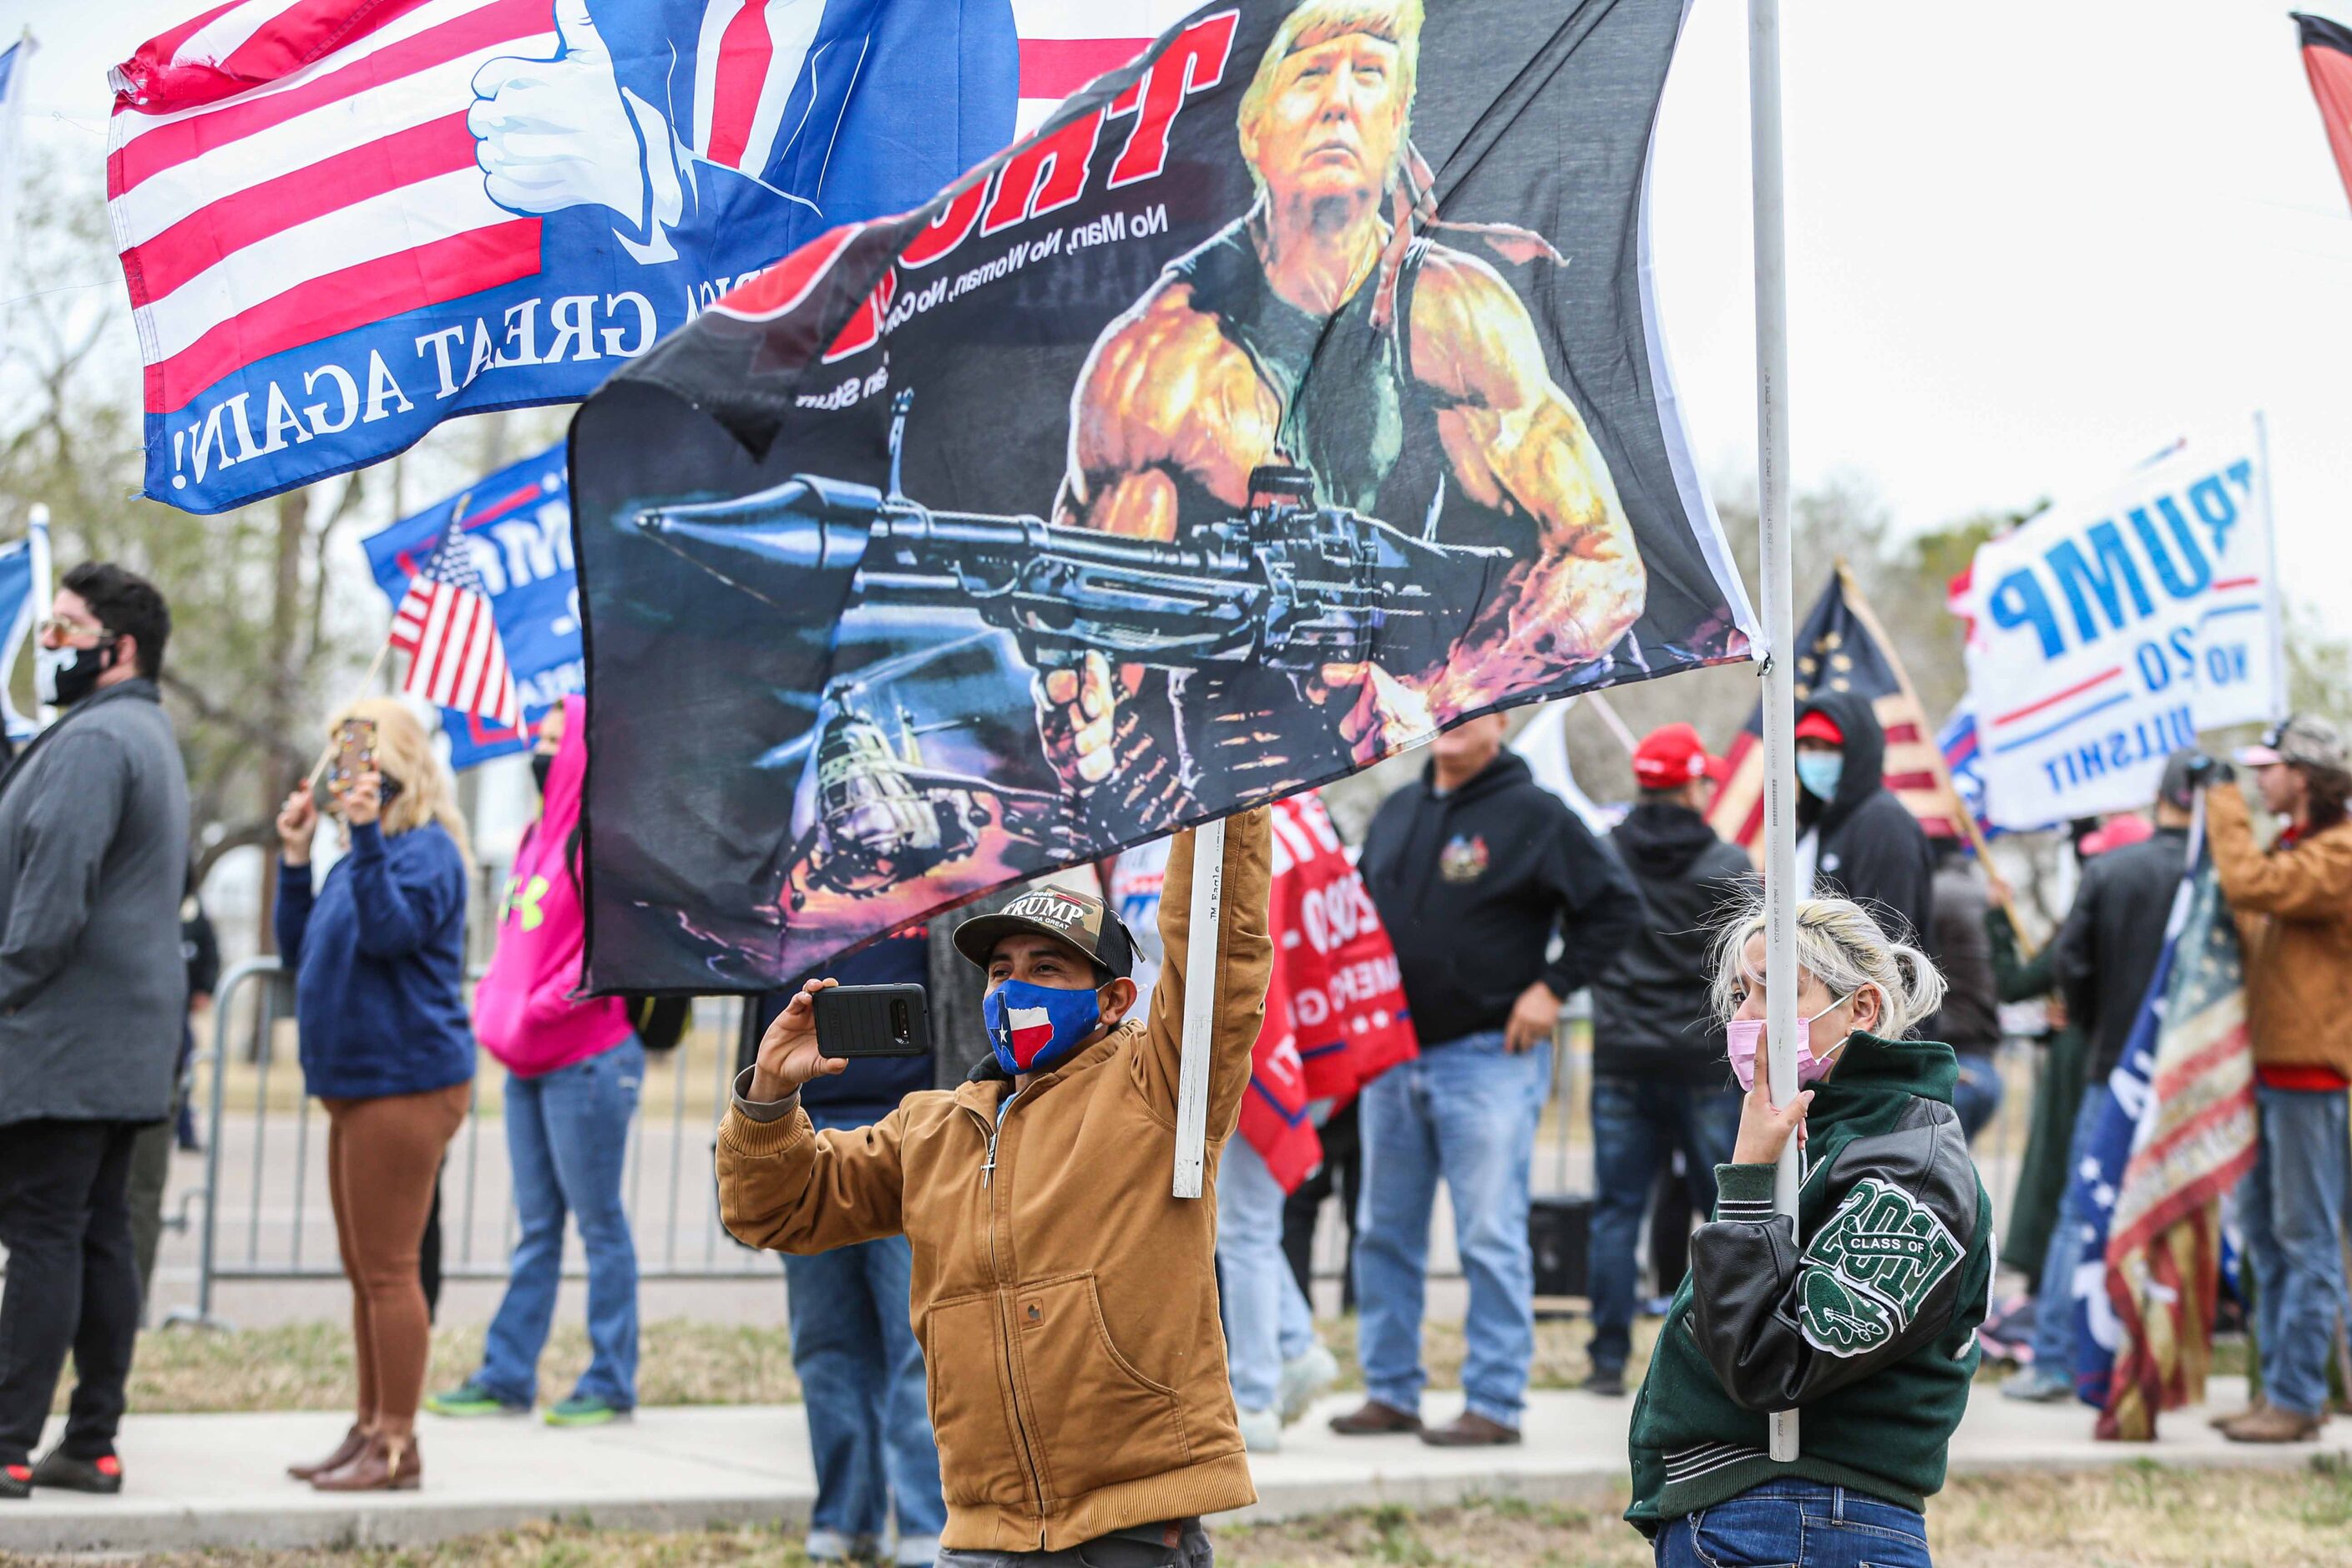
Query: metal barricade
[[166, 961, 767, 1330]]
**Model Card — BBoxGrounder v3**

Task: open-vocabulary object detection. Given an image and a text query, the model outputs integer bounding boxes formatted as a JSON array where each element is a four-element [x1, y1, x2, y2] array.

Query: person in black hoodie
[[1582, 724, 1753, 1398], [1793, 690, 1934, 946], [1333, 715, 1641, 1447]]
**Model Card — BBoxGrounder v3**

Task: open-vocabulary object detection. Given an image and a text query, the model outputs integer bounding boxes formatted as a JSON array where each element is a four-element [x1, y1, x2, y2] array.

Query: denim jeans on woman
[[475, 1036, 644, 1409], [784, 1105, 946, 1565], [1353, 1028, 1551, 1427], [1216, 1132, 1318, 1414], [2235, 1084, 2351, 1419], [1654, 1479, 1931, 1567]]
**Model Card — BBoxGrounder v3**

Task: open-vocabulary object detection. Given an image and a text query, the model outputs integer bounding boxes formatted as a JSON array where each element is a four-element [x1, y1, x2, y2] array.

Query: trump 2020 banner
[[362, 443, 580, 766], [1958, 431, 2279, 829], [105, 0, 1192, 513], [571, 0, 1756, 992]]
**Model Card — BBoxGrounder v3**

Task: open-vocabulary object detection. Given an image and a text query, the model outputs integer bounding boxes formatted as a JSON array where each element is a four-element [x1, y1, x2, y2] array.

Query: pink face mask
[[1727, 993, 1854, 1093]]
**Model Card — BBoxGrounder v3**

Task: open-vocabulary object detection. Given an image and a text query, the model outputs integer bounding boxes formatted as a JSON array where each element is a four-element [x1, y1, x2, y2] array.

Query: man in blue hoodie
[[756, 929, 947, 1567]]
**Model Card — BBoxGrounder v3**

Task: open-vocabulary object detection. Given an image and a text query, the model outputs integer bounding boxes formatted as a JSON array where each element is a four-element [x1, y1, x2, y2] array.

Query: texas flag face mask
[[984, 979, 1103, 1075]]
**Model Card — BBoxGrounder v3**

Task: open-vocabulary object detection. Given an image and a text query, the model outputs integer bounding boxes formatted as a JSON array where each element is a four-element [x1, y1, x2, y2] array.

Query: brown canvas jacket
[[2207, 784, 2352, 1075], [717, 811, 1273, 1552]]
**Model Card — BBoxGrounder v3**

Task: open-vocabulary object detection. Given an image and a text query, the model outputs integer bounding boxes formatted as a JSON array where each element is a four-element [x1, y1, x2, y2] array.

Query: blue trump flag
[[363, 445, 579, 766], [109, 0, 1029, 514]]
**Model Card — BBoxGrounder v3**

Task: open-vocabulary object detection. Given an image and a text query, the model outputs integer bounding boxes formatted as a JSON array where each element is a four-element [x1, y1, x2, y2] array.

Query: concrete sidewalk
[[0, 1378, 2338, 1556]]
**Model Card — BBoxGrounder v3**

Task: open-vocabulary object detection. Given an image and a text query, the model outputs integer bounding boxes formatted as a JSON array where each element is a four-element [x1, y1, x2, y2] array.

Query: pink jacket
[[472, 696, 632, 1077]]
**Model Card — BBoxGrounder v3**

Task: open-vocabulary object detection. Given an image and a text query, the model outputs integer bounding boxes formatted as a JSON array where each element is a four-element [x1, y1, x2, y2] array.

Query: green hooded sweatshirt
[[1626, 1032, 1995, 1535]]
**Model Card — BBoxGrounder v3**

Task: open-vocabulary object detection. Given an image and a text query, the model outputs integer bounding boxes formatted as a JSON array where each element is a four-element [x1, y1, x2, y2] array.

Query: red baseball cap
[[1633, 723, 1717, 790], [1793, 711, 1845, 746]]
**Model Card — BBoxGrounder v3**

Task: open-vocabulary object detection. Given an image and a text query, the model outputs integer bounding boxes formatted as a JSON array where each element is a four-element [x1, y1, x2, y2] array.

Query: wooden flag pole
[[1748, 0, 1803, 1465], [1171, 814, 1226, 1200]]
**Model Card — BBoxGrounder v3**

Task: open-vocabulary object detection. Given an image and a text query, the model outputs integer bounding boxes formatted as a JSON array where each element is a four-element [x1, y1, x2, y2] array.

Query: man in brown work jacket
[[2196, 715, 2352, 1444], [720, 812, 1272, 1565]]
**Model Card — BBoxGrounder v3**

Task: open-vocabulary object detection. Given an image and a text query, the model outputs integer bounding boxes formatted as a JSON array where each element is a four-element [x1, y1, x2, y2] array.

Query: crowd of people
[[2, 555, 2348, 1568]]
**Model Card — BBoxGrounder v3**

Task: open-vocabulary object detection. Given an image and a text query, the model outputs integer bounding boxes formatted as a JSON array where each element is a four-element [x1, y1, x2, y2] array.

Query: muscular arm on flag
[[1409, 250, 1645, 720]]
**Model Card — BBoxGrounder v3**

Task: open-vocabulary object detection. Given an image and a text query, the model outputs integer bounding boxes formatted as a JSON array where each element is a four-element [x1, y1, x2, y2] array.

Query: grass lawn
[[89, 1313, 1656, 1414], [9, 1466, 2352, 1566]]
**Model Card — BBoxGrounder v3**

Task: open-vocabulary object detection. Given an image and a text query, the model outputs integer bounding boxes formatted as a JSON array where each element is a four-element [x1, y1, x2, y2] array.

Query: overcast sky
[[10, 0, 2352, 640]]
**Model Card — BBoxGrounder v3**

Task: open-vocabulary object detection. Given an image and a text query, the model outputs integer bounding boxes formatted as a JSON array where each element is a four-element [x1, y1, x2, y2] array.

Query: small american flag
[[389, 510, 520, 731]]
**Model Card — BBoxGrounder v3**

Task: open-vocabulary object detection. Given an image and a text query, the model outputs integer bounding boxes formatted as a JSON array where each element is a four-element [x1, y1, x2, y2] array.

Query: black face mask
[[38, 639, 116, 709], [531, 752, 554, 796]]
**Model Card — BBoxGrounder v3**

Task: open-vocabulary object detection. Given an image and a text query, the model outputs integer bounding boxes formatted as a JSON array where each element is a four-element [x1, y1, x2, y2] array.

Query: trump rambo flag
[[106, 0, 1190, 513], [571, 0, 1757, 992]]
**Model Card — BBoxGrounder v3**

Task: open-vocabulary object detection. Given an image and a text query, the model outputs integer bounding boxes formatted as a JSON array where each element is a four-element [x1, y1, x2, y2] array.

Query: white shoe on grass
[[1237, 1404, 1284, 1454], [1278, 1343, 1341, 1424]]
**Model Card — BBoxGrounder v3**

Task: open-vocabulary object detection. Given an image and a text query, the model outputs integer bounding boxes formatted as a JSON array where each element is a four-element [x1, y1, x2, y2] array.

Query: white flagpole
[[1171, 814, 1226, 1199], [27, 501, 52, 727], [2253, 410, 2287, 723], [1748, 0, 1803, 1464]]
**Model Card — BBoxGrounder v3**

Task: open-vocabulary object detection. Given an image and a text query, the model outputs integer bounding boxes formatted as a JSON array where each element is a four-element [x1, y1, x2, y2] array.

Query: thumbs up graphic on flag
[[469, 0, 687, 262]]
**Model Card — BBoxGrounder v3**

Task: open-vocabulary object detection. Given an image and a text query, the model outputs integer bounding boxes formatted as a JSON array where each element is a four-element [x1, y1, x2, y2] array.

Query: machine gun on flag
[[637, 393, 1512, 689]]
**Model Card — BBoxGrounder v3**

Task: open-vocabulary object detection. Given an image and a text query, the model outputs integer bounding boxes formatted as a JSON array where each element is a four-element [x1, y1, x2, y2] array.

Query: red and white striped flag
[[389, 510, 522, 731]]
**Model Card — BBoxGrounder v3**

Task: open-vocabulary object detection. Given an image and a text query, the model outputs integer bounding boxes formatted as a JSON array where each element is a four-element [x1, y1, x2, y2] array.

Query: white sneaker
[[1237, 1404, 1284, 1454], [1277, 1343, 1342, 1425]]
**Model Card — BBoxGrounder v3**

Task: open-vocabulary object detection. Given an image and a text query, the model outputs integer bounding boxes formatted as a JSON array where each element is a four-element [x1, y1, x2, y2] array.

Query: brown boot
[[287, 1424, 367, 1482], [1328, 1399, 1422, 1436], [2208, 1396, 2264, 1430], [2222, 1404, 2322, 1444], [311, 1431, 422, 1491], [1419, 1411, 1522, 1448]]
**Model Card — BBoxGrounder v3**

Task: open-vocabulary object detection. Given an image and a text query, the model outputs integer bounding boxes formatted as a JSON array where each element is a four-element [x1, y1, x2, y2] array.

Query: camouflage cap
[[2237, 713, 2348, 773], [952, 883, 1137, 980]]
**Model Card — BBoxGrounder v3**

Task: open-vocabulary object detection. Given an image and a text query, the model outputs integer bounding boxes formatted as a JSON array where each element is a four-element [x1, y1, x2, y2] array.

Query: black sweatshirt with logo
[[1359, 751, 1641, 1047]]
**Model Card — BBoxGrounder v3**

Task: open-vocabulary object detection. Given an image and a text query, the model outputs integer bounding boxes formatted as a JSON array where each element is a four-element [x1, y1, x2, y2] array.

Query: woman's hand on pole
[[1732, 1039, 1812, 1166]]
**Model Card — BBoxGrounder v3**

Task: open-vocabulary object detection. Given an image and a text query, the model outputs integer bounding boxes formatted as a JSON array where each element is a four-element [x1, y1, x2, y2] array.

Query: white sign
[[1960, 430, 2280, 828]]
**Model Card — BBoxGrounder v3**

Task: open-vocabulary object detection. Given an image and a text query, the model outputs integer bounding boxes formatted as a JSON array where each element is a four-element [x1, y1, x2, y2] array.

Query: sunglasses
[[36, 616, 114, 643]]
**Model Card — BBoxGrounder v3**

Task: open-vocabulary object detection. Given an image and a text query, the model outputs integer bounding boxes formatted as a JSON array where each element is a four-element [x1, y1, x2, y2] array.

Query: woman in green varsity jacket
[[1627, 898, 1995, 1568]]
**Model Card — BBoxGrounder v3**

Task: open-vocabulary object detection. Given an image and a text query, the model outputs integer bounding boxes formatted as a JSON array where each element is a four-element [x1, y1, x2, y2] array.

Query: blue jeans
[[477, 1035, 644, 1407], [2029, 1090, 2107, 1385], [1217, 1133, 1317, 1413], [1353, 1028, 1551, 1427], [785, 1111, 946, 1563], [1656, 1479, 1930, 1567], [1950, 1055, 2003, 1145], [1588, 1076, 1742, 1374], [2237, 1085, 2350, 1419]]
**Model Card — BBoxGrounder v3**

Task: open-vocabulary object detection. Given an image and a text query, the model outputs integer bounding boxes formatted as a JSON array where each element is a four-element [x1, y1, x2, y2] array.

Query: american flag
[[1705, 564, 1969, 854], [390, 509, 522, 731], [106, 0, 1178, 427], [2092, 840, 2255, 1439]]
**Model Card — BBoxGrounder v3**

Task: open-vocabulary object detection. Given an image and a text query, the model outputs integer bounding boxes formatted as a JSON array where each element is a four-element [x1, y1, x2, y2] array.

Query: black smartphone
[[813, 984, 932, 1058]]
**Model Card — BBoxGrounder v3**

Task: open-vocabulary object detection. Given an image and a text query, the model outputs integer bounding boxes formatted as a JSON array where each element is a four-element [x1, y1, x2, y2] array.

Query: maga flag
[[1708, 564, 1961, 854], [570, 0, 1757, 992], [106, 0, 1183, 513], [2094, 844, 2255, 1440], [2296, 12, 2352, 215]]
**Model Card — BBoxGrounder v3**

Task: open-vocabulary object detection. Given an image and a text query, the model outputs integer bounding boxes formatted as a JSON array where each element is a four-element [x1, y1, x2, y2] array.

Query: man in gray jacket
[[0, 563, 188, 1500]]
